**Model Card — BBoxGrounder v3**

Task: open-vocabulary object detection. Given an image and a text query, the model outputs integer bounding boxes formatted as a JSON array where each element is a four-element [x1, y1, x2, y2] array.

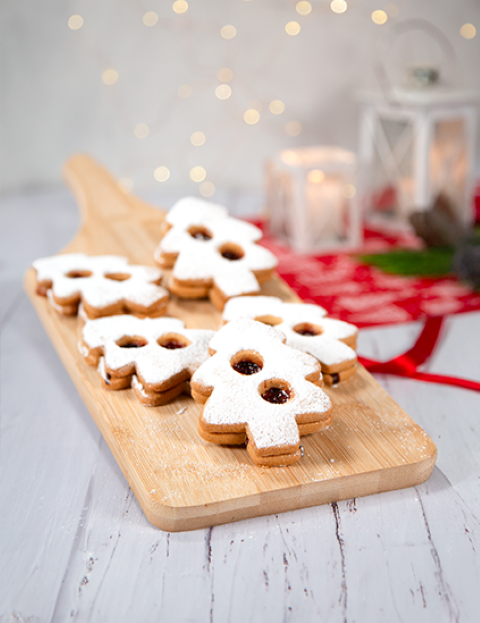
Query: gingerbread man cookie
[[33, 253, 169, 319], [190, 319, 333, 466], [153, 197, 278, 310], [79, 315, 215, 406], [223, 296, 358, 385]]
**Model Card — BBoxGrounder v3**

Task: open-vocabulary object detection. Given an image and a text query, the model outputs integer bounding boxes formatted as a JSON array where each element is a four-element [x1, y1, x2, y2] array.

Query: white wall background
[[1, 0, 479, 199]]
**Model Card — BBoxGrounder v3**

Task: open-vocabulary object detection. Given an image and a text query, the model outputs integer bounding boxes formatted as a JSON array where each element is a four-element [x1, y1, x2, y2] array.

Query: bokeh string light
[[68, 15, 84, 30], [269, 100, 285, 114], [330, 1, 347, 15], [200, 181, 215, 197], [215, 84, 232, 100], [172, 1, 188, 15], [285, 21, 301, 36], [244, 109, 261, 125], [190, 131, 206, 146], [190, 166, 207, 182], [134, 123, 149, 139], [372, 10, 388, 25], [460, 23, 476, 39], [102, 69, 118, 85], [296, 2, 312, 17], [221, 25, 237, 39], [154, 166, 170, 182], [342, 183, 356, 198], [143, 12, 158, 27]]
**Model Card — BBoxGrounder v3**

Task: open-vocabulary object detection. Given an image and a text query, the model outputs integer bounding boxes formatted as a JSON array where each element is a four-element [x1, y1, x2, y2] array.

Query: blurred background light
[[68, 15, 84, 30], [154, 166, 170, 182]]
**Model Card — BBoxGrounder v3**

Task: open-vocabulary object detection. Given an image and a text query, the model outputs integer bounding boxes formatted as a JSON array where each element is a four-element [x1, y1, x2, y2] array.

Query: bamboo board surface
[[24, 154, 437, 532]]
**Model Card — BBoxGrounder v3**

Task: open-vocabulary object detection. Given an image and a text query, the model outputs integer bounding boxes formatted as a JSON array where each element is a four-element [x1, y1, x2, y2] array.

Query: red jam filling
[[221, 250, 242, 260], [295, 328, 318, 336], [161, 340, 186, 350], [233, 360, 262, 375], [261, 387, 290, 404], [117, 337, 148, 348]]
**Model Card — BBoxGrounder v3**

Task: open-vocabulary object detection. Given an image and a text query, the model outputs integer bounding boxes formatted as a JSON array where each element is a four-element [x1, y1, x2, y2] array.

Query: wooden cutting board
[[24, 154, 437, 532]]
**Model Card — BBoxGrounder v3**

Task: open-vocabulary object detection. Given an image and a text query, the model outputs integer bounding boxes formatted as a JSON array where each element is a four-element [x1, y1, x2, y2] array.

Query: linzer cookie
[[190, 319, 333, 466], [79, 315, 214, 406], [33, 253, 169, 319], [153, 197, 278, 310], [223, 296, 358, 385]]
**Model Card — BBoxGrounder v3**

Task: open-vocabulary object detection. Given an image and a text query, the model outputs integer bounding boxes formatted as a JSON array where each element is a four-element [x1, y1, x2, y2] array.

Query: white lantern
[[357, 89, 478, 232], [266, 146, 362, 253]]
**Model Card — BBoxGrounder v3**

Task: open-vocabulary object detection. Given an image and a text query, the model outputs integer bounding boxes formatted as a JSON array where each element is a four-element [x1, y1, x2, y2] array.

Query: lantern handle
[[374, 18, 458, 103]]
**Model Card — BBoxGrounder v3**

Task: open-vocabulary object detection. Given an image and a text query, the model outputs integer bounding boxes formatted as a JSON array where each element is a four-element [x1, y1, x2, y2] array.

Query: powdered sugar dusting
[[165, 196, 228, 227], [131, 375, 149, 398], [97, 357, 108, 382], [77, 340, 89, 358], [192, 319, 332, 451], [223, 296, 357, 366], [82, 315, 214, 386], [33, 253, 167, 310]]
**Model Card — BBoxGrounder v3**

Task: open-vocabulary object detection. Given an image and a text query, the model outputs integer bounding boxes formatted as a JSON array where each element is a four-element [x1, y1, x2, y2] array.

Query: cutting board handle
[[63, 154, 163, 224]]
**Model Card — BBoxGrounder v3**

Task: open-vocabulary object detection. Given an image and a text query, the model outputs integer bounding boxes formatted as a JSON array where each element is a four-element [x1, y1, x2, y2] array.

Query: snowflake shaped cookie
[[153, 197, 278, 310], [191, 319, 333, 466], [33, 253, 169, 319], [79, 315, 215, 406], [223, 296, 358, 385]]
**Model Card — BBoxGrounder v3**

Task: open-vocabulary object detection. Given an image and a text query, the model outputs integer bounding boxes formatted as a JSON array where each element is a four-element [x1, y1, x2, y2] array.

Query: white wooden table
[[1, 189, 479, 623]]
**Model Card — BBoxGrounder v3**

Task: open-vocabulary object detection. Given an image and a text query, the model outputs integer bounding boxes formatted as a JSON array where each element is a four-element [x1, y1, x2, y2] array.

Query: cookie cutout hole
[[158, 333, 191, 350], [65, 270, 92, 279], [259, 379, 293, 404], [231, 350, 264, 375], [254, 314, 283, 327], [116, 335, 148, 349], [293, 322, 323, 337], [219, 243, 244, 261], [189, 226, 213, 241], [104, 272, 131, 281]]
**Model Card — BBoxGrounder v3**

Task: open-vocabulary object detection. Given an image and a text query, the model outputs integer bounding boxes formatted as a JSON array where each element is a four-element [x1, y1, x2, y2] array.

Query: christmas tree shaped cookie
[[154, 197, 278, 310], [191, 319, 333, 466], [33, 253, 168, 319], [79, 315, 214, 405]]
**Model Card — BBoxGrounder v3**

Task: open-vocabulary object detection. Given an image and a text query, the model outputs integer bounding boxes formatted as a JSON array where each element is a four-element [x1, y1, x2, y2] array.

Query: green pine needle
[[358, 248, 455, 277]]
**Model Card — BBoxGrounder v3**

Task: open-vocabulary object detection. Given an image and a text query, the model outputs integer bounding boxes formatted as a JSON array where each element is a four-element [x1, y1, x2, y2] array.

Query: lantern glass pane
[[430, 118, 467, 220], [369, 118, 414, 223]]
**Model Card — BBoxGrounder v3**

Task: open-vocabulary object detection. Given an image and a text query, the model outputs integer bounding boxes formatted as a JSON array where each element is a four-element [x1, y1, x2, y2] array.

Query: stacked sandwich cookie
[[79, 316, 214, 406], [153, 197, 278, 310], [191, 319, 333, 466], [33, 253, 169, 319]]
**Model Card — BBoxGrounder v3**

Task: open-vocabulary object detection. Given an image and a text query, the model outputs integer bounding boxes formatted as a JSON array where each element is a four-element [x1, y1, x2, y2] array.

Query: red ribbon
[[358, 316, 480, 392]]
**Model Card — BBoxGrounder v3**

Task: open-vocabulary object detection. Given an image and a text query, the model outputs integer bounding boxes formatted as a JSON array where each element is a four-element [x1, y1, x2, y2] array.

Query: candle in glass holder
[[266, 146, 361, 252]]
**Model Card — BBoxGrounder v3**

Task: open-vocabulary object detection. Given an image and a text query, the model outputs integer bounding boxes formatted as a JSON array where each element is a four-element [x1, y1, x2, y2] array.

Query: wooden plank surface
[[23, 154, 437, 532]]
